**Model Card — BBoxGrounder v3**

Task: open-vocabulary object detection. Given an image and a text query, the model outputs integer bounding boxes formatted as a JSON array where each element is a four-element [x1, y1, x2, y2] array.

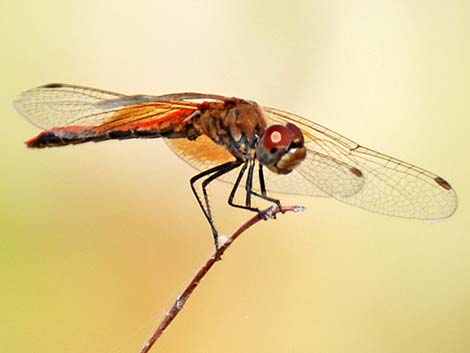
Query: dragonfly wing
[[14, 83, 127, 129], [263, 107, 458, 219], [13, 83, 202, 131], [257, 167, 330, 197], [166, 135, 236, 170]]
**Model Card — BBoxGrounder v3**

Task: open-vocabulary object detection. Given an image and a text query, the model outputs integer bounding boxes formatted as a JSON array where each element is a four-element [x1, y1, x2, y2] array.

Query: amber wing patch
[[166, 134, 235, 172]]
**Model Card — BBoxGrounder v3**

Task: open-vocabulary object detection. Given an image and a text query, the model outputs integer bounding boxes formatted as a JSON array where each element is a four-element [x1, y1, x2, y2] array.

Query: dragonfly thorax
[[197, 99, 267, 161]]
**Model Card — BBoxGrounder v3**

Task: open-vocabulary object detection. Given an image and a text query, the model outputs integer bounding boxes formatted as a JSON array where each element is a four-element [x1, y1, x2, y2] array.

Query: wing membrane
[[264, 107, 458, 219], [13, 83, 203, 131]]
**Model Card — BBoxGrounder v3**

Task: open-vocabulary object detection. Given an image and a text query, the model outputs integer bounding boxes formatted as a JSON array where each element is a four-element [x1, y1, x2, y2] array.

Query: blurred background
[[1, 1, 469, 352]]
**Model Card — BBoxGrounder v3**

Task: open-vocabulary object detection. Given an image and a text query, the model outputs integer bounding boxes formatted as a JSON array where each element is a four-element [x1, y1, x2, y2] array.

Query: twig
[[138, 204, 304, 353]]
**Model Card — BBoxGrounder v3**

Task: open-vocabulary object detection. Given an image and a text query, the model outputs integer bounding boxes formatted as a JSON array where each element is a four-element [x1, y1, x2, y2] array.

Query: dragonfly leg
[[245, 159, 255, 208], [254, 164, 282, 218], [190, 160, 242, 252], [228, 160, 262, 213], [258, 163, 267, 196], [227, 160, 282, 220]]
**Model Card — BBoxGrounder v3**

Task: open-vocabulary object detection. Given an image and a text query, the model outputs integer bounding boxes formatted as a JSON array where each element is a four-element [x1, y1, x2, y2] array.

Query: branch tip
[[138, 204, 303, 353]]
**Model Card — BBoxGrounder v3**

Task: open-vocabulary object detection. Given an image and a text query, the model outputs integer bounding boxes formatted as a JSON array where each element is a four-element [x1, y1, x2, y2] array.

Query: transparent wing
[[264, 107, 458, 219], [13, 83, 203, 131]]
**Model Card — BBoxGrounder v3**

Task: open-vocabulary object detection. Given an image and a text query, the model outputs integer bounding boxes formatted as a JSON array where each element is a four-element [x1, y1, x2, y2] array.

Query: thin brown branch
[[138, 204, 304, 353]]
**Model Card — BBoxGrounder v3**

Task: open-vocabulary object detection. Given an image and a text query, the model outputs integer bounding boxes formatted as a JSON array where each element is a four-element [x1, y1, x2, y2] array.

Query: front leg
[[228, 160, 260, 213], [228, 161, 282, 218]]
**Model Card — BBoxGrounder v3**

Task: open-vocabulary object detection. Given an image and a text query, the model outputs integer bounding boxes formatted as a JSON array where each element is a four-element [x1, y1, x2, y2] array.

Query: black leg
[[258, 163, 267, 196], [251, 163, 282, 211], [229, 160, 282, 212], [190, 160, 242, 250], [250, 190, 282, 208], [228, 160, 260, 213], [245, 159, 256, 207], [190, 159, 284, 253]]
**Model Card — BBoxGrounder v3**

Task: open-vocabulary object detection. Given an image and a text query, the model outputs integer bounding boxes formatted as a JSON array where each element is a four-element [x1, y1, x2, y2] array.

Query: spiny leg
[[228, 161, 282, 211], [258, 162, 267, 197], [253, 164, 282, 209], [201, 163, 242, 231], [228, 160, 260, 213], [228, 161, 282, 221], [190, 161, 242, 251], [245, 159, 256, 208]]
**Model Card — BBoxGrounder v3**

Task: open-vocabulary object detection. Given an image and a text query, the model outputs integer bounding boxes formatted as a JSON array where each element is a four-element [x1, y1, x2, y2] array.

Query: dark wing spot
[[41, 83, 64, 88], [350, 167, 363, 177], [434, 176, 452, 190]]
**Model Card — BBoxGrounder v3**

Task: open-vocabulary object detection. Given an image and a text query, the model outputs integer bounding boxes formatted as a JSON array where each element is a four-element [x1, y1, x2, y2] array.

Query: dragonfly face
[[256, 123, 307, 175]]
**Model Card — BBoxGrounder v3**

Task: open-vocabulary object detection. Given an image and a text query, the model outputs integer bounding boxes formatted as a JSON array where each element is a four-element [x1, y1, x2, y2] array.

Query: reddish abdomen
[[26, 108, 201, 148], [26, 127, 166, 148]]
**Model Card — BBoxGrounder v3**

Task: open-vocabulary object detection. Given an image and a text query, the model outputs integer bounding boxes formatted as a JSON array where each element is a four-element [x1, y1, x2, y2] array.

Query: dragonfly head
[[256, 123, 306, 174]]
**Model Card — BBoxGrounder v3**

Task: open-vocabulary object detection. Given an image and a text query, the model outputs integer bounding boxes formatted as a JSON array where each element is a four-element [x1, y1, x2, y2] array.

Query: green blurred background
[[1, 1, 469, 352]]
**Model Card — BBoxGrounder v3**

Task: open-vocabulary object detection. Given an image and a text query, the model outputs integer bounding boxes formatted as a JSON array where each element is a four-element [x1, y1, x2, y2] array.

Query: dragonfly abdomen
[[25, 127, 186, 148]]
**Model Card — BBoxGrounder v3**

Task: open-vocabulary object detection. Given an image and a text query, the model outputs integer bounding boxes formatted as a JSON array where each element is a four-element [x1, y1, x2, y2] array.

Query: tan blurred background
[[1, 1, 469, 353]]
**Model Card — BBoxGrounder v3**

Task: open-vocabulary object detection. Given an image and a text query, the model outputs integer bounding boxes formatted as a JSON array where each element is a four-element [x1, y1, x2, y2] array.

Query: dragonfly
[[14, 83, 458, 251]]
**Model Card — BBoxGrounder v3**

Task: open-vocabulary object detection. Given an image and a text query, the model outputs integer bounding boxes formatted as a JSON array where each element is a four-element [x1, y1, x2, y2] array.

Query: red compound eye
[[263, 125, 291, 151], [262, 123, 304, 151], [257, 123, 306, 174]]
